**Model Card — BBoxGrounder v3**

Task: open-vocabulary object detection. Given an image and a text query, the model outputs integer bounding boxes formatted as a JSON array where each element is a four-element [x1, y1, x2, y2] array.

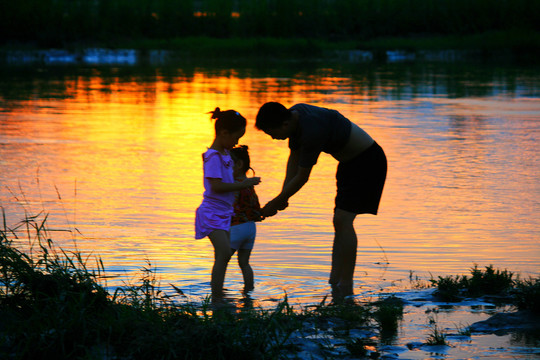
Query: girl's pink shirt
[[194, 148, 235, 239], [201, 149, 235, 206]]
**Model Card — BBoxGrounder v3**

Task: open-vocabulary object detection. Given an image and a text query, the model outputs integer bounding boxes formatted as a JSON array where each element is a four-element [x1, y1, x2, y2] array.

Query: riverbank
[[2, 31, 539, 65], [121, 30, 540, 56]]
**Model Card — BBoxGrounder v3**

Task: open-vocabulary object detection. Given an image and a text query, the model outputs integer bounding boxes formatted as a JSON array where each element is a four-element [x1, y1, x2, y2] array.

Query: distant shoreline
[[2, 31, 539, 65]]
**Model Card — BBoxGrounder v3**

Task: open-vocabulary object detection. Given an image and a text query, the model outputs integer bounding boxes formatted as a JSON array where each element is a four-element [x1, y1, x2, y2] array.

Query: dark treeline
[[1, 0, 539, 48]]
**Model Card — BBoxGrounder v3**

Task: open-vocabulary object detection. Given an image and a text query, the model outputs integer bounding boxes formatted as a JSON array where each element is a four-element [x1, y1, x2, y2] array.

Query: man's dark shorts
[[335, 142, 387, 215]]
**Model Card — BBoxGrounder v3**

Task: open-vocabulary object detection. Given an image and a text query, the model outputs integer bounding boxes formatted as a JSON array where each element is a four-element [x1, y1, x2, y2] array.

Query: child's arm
[[209, 177, 260, 193]]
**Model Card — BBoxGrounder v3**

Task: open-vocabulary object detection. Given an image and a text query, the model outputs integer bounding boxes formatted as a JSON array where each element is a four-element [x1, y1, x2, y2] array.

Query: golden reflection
[[1, 68, 539, 302]]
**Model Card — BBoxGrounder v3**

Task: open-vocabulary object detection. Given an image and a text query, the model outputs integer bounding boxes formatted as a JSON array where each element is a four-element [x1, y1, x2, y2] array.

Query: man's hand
[[261, 204, 278, 218], [261, 197, 289, 217]]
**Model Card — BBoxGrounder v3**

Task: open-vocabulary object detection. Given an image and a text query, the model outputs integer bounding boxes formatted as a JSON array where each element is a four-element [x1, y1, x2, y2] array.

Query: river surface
[[0, 59, 539, 311]]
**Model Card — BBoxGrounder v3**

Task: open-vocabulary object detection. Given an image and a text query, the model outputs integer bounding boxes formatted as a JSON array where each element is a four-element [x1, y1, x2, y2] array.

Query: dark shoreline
[[0, 47, 533, 67], [2, 31, 539, 66]]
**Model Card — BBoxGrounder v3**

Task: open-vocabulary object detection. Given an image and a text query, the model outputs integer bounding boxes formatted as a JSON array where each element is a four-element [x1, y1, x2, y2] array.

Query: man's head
[[255, 102, 292, 139]]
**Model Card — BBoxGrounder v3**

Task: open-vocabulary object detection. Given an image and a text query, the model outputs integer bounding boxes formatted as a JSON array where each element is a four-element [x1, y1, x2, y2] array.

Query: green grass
[[0, 208, 391, 359], [431, 264, 515, 301], [430, 264, 540, 312], [0, 209, 295, 359], [2, 207, 539, 358], [514, 277, 540, 315], [425, 316, 448, 346], [455, 323, 472, 337]]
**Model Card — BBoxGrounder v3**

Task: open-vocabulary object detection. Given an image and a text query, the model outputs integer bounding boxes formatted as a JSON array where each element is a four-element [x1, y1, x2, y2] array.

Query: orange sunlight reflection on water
[[1, 67, 539, 305]]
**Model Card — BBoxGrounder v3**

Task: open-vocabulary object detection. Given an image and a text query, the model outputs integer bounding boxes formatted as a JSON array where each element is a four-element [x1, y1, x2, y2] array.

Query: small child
[[194, 108, 261, 301], [230, 145, 262, 293]]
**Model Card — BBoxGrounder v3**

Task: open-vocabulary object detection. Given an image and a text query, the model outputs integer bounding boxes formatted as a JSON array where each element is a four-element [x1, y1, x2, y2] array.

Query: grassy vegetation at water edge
[[0, 209, 403, 359], [2, 208, 539, 359], [431, 264, 540, 312]]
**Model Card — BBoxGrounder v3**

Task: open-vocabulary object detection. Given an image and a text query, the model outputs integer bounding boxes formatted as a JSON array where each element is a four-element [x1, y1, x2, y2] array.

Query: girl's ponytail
[[209, 107, 221, 120]]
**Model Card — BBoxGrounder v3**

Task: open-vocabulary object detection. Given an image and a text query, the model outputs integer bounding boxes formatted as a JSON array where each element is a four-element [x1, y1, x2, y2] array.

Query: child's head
[[255, 102, 291, 133], [230, 145, 253, 176], [210, 107, 246, 134], [210, 107, 247, 149]]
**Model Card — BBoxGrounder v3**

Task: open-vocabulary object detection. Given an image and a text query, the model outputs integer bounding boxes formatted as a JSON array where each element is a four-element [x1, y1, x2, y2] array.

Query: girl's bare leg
[[209, 230, 232, 299], [237, 249, 254, 292]]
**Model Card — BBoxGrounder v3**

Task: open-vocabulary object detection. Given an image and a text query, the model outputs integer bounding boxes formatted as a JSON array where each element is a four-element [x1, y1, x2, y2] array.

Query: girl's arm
[[209, 177, 261, 193]]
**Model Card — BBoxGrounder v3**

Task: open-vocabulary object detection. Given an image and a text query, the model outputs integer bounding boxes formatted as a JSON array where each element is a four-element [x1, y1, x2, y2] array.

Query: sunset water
[[1, 62, 539, 308]]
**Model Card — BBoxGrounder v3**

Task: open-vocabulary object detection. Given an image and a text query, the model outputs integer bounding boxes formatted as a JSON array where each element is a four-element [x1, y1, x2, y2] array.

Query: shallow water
[[377, 290, 540, 360], [0, 60, 539, 310]]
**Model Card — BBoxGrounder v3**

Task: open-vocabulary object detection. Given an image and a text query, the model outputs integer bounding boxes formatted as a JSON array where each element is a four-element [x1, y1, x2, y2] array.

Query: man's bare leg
[[332, 208, 358, 296]]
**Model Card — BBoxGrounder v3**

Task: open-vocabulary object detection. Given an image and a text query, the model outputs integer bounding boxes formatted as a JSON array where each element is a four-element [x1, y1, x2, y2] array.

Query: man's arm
[[278, 165, 311, 203], [283, 149, 300, 186], [263, 149, 312, 215]]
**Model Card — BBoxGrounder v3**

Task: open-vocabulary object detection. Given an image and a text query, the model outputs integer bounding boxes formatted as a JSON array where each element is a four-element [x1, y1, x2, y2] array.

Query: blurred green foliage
[[1, 0, 539, 48]]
